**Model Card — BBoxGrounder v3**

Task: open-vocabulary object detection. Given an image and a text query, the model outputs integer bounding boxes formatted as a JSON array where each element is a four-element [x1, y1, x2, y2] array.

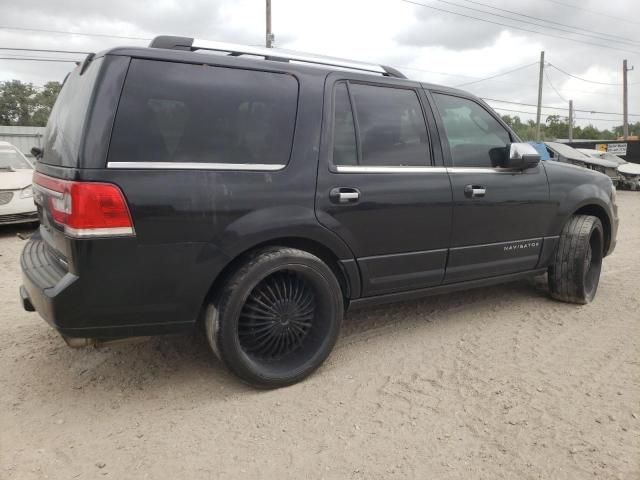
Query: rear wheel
[[548, 215, 604, 304], [205, 247, 343, 388]]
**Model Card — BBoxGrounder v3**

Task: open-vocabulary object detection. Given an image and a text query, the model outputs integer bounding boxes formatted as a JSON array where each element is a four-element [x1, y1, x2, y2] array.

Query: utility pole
[[266, 0, 274, 48], [623, 59, 633, 139], [568, 99, 573, 142], [535, 51, 545, 142]]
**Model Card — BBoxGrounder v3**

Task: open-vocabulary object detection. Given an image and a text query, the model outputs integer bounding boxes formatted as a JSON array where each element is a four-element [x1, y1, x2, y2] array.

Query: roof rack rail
[[148, 36, 406, 79]]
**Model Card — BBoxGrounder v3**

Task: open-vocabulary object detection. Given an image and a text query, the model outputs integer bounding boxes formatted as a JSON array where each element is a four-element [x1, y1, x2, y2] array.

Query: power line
[[400, 0, 640, 56], [547, 63, 622, 86], [544, 69, 568, 103], [453, 0, 640, 47], [555, 88, 619, 97], [491, 106, 624, 122], [429, 0, 640, 49], [0, 47, 91, 55], [393, 64, 539, 89], [0, 57, 79, 63], [0, 24, 151, 41], [390, 65, 480, 79], [455, 62, 538, 87], [481, 97, 640, 116], [0, 51, 82, 60], [536, 0, 640, 27]]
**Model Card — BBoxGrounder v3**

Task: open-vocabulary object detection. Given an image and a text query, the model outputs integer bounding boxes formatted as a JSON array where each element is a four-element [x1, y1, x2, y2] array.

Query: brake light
[[33, 172, 135, 238]]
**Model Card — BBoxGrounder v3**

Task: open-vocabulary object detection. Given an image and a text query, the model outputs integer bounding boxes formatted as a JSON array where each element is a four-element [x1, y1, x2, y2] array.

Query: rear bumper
[[20, 233, 209, 339], [20, 234, 79, 333]]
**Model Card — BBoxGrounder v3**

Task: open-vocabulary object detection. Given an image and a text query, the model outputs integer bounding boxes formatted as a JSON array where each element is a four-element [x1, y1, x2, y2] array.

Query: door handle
[[464, 185, 486, 198], [330, 187, 360, 204]]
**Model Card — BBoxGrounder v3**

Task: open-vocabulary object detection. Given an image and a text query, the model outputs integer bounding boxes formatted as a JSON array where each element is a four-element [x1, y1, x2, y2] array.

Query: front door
[[315, 76, 452, 297], [429, 91, 553, 283]]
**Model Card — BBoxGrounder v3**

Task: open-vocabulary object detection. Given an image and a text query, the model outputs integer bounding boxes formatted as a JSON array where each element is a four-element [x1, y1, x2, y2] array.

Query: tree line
[[500, 114, 638, 141], [0, 79, 637, 140], [0, 80, 62, 126]]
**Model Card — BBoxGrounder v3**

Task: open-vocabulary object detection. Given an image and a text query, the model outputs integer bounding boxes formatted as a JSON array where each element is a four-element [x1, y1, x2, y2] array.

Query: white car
[[578, 148, 640, 190], [0, 141, 38, 225]]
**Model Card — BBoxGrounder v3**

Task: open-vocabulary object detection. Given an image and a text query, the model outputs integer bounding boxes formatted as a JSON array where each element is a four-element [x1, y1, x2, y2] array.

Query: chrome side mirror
[[505, 143, 540, 169]]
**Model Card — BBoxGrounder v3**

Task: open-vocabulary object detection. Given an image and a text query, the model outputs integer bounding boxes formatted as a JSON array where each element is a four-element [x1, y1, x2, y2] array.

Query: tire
[[548, 215, 604, 304], [204, 247, 344, 388]]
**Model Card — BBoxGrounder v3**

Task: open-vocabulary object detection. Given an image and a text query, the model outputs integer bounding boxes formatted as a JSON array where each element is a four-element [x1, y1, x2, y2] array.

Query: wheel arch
[[203, 235, 360, 318], [572, 203, 611, 254]]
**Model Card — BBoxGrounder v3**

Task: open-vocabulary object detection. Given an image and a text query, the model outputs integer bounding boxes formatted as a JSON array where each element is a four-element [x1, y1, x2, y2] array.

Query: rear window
[[41, 57, 104, 167], [107, 60, 299, 167]]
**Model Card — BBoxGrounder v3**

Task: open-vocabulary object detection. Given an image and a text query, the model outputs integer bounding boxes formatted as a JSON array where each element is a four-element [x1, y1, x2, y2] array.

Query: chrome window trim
[[447, 167, 521, 174], [106, 162, 286, 171], [334, 165, 522, 174], [335, 165, 447, 173]]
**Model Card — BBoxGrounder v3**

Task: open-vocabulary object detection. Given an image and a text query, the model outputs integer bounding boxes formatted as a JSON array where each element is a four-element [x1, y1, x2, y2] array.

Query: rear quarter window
[[41, 57, 104, 167], [107, 60, 299, 167]]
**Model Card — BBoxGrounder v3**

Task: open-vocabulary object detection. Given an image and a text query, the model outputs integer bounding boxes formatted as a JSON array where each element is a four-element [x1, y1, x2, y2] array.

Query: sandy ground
[[1, 192, 639, 480]]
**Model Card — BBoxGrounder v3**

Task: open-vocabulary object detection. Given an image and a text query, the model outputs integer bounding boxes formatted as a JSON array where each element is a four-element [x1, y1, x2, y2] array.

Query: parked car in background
[[577, 148, 627, 166], [544, 142, 619, 185], [577, 148, 640, 190], [0, 141, 37, 225], [616, 162, 640, 190]]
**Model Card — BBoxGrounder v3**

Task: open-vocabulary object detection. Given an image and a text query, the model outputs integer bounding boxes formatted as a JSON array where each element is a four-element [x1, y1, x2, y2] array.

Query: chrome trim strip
[[359, 248, 448, 261], [192, 39, 387, 74], [334, 166, 523, 174], [335, 166, 448, 173], [447, 167, 519, 174], [107, 162, 286, 171], [33, 183, 64, 199], [450, 237, 543, 251], [65, 226, 135, 238]]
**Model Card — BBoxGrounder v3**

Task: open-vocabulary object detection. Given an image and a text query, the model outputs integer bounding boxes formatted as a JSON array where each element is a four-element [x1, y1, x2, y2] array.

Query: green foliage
[[500, 114, 625, 141], [0, 80, 62, 126]]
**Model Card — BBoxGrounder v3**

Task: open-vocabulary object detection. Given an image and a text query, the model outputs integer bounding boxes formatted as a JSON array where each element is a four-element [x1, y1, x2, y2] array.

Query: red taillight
[[33, 172, 135, 238]]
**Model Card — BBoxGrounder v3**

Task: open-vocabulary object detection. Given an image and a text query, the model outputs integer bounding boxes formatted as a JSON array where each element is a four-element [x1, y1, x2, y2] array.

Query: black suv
[[20, 36, 618, 388]]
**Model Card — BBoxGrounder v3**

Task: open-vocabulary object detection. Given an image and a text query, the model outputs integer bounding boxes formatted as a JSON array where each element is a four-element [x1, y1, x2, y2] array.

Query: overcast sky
[[1, 0, 638, 129]]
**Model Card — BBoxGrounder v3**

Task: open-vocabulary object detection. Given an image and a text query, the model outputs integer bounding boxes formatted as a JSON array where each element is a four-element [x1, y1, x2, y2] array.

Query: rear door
[[429, 91, 552, 283], [315, 74, 452, 297]]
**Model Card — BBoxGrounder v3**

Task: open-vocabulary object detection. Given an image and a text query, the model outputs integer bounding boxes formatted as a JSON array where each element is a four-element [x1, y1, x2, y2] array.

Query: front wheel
[[548, 214, 604, 304], [205, 247, 344, 388]]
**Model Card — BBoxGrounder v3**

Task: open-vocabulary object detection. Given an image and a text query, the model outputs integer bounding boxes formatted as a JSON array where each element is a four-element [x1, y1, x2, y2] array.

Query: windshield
[[0, 146, 33, 169]]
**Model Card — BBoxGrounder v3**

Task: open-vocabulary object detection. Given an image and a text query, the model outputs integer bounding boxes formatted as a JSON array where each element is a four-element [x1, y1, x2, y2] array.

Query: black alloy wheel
[[238, 270, 316, 361], [205, 247, 343, 388]]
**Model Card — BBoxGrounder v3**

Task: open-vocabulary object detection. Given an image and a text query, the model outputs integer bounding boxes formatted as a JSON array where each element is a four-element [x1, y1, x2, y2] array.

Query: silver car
[[577, 148, 640, 190], [544, 142, 620, 185]]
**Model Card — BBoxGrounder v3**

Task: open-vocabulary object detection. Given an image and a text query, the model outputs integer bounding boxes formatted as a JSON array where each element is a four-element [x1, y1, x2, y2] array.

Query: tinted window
[[41, 58, 104, 167], [345, 84, 430, 166], [332, 83, 357, 166], [433, 94, 510, 168], [108, 60, 298, 166]]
